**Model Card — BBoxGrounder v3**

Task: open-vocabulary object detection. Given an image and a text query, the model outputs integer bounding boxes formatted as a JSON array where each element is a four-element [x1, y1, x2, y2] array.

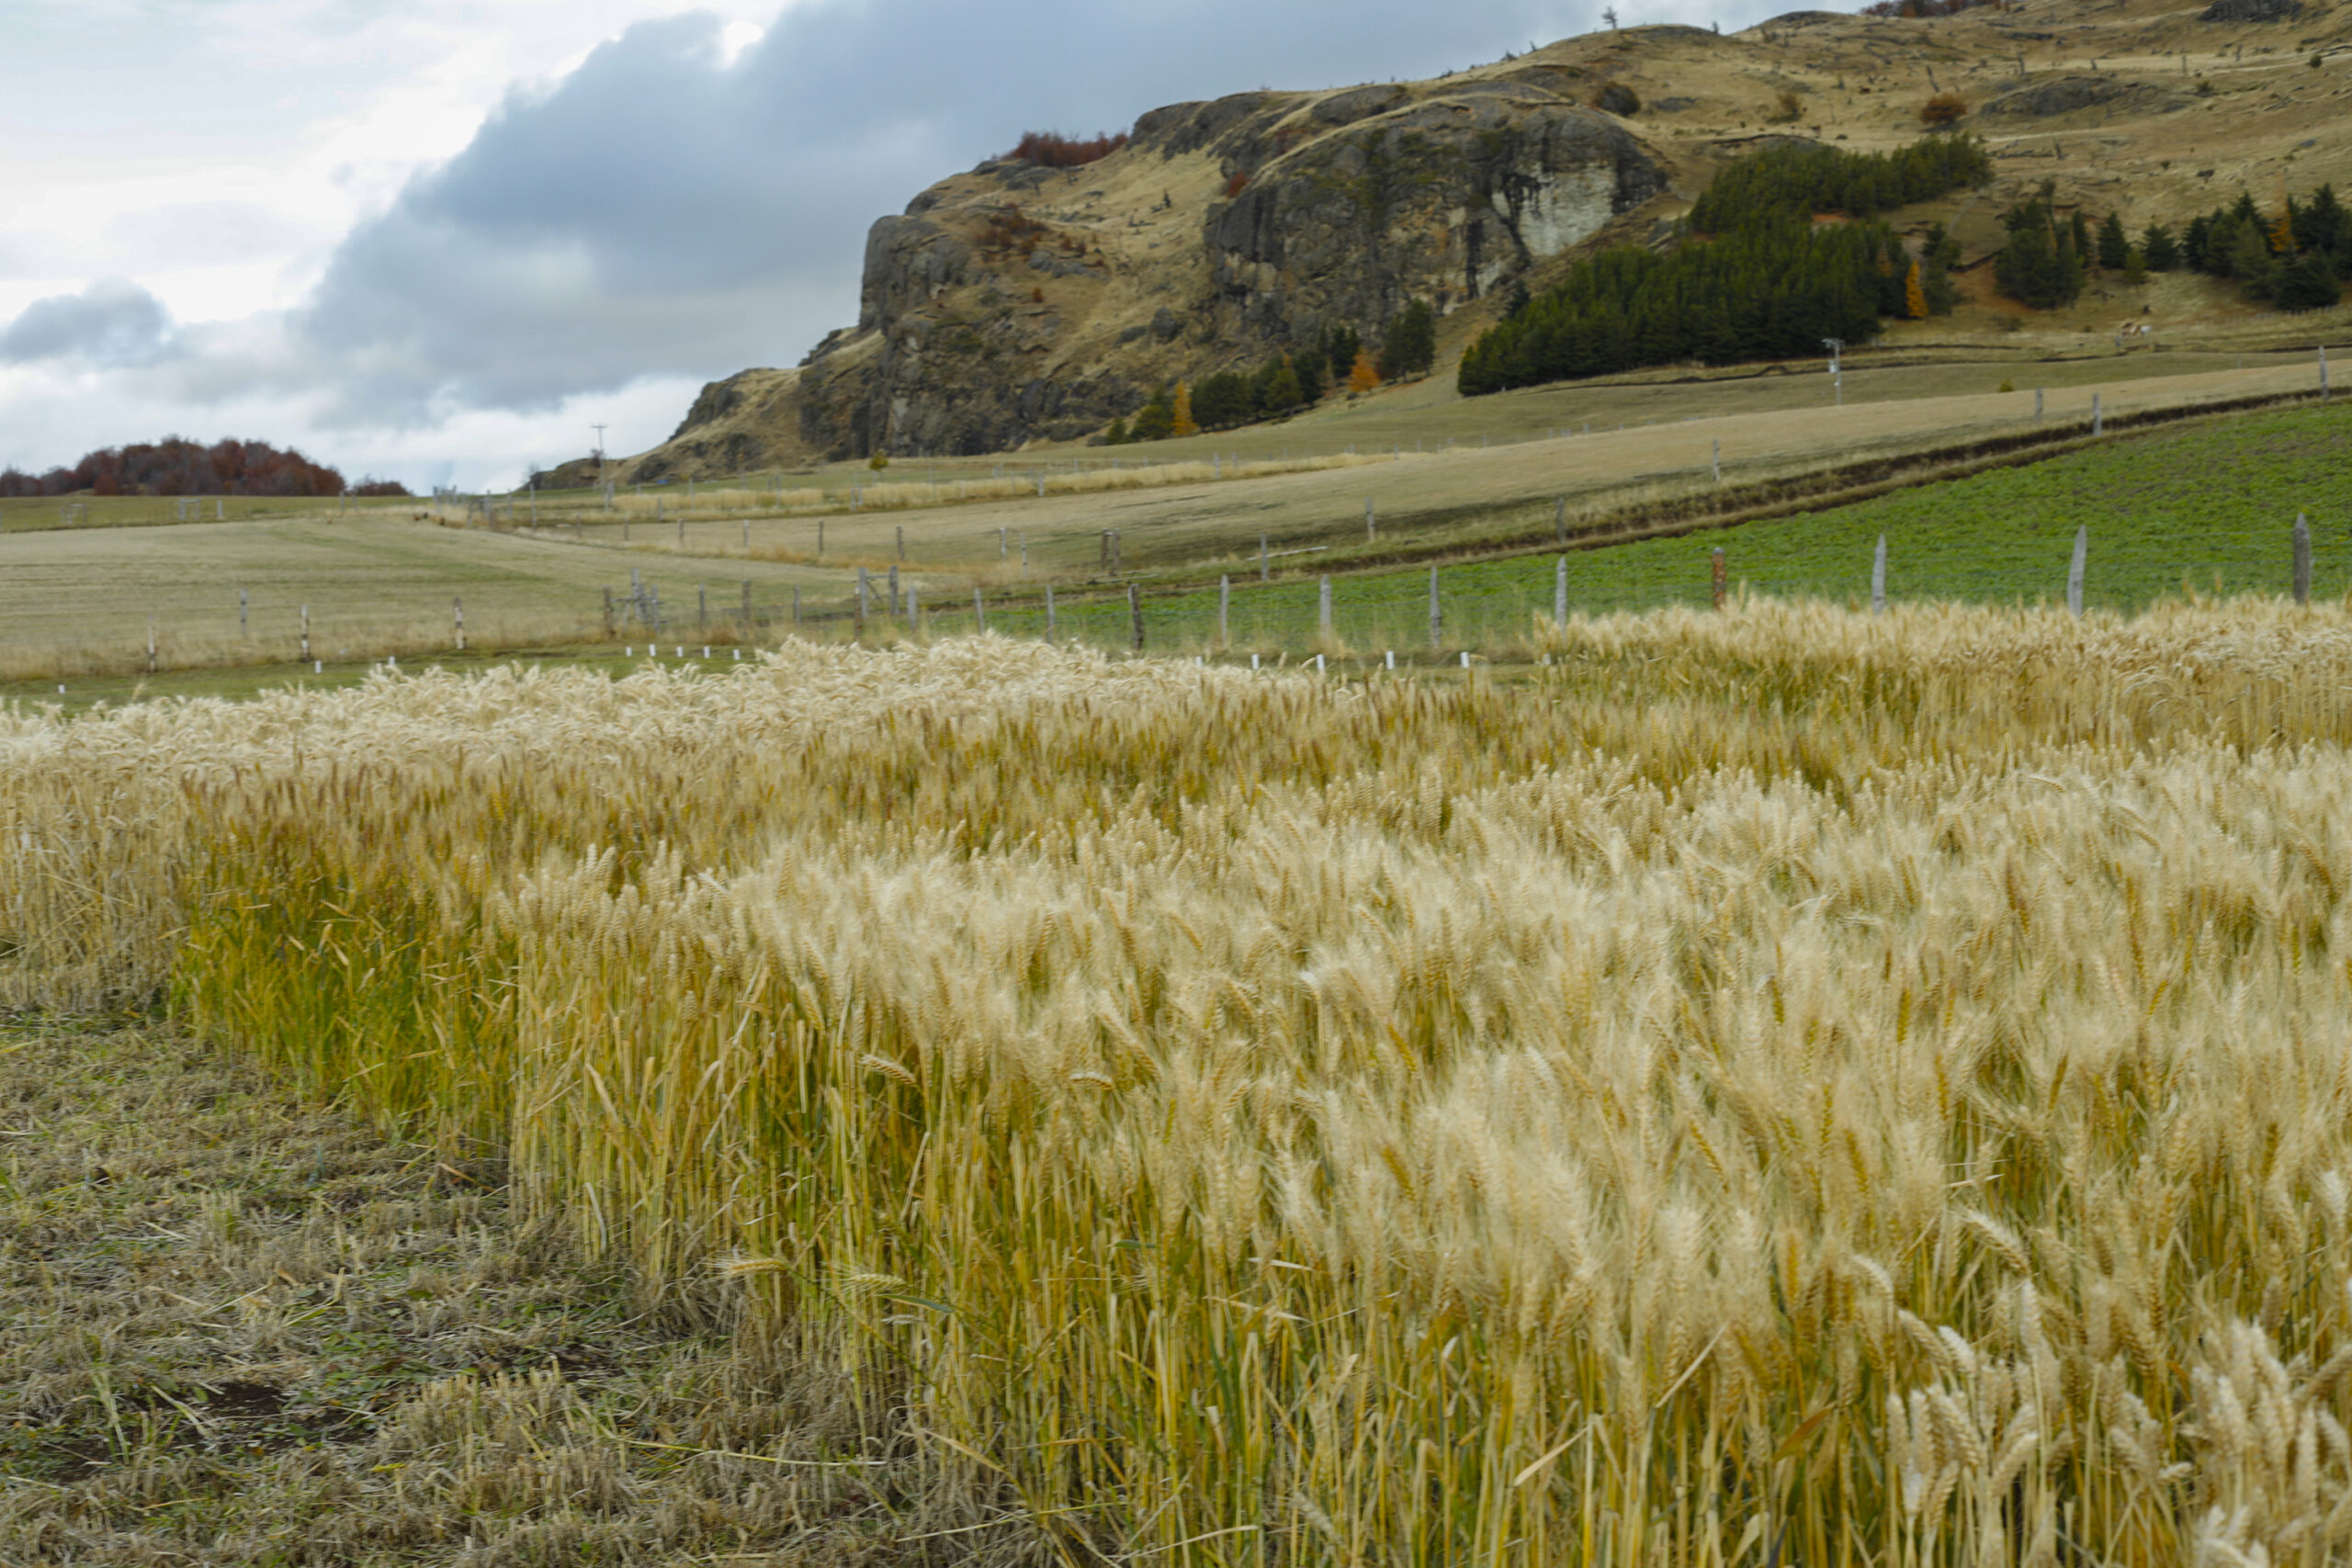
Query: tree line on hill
[[1457, 136, 1989, 396], [0, 437, 408, 499], [1685, 135, 1995, 233], [1102, 302, 1436, 443], [1996, 181, 2347, 312]]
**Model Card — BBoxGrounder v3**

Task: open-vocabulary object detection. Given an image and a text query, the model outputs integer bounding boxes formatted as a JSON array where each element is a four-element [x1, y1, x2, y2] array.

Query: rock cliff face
[[788, 69, 1671, 459], [1194, 85, 1667, 345]]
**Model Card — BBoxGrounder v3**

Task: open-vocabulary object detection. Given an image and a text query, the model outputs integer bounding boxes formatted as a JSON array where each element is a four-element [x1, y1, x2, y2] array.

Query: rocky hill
[[615, 0, 2352, 478]]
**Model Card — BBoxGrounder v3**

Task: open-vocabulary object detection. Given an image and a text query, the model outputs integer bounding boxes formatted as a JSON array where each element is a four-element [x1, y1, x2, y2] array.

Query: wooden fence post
[[1428, 565, 1442, 649], [1365, 498, 1375, 541], [742, 518, 750, 550], [1128, 584, 1144, 651], [1259, 534, 1270, 582], [1711, 547, 1727, 611], [147, 616, 157, 675], [2295, 512, 2312, 606], [1555, 557, 1568, 624], [1046, 585, 1057, 641], [2067, 525, 2087, 616], [1871, 534, 1888, 615], [2035, 388, 2044, 423], [897, 524, 905, 561], [2092, 393, 2103, 437], [697, 584, 707, 632], [1712, 438, 1722, 483], [888, 565, 900, 616], [1318, 576, 1333, 639], [792, 586, 801, 627], [454, 596, 466, 652], [300, 605, 310, 663], [604, 587, 616, 637]]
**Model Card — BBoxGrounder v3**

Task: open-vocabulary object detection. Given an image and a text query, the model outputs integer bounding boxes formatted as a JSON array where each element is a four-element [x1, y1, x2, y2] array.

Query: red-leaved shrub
[[1005, 130, 1129, 168], [1862, 0, 2004, 17], [0, 436, 375, 498]]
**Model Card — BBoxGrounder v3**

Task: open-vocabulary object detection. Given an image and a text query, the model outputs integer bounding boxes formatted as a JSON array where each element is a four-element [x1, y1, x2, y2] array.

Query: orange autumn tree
[[1905, 259, 1928, 319], [1348, 350, 1384, 393], [1172, 382, 1199, 437]]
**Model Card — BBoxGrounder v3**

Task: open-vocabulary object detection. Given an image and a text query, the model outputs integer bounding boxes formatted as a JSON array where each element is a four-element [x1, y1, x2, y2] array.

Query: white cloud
[[0, 0, 1793, 487], [0, 277, 174, 367]]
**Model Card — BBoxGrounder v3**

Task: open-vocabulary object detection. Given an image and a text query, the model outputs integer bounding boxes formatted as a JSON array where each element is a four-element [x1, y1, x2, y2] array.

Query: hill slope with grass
[[605, 0, 2352, 478]]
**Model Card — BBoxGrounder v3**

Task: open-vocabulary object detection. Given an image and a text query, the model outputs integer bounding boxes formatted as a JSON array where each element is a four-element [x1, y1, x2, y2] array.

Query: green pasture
[[951, 400, 2352, 651]]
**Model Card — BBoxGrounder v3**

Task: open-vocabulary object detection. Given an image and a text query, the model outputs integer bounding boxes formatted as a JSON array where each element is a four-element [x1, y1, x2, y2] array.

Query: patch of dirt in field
[[0, 1018, 1011, 1567]]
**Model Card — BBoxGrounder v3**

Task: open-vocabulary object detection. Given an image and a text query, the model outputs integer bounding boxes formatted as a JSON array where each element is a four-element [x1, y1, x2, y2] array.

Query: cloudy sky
[[1, 0, 1784, 491]]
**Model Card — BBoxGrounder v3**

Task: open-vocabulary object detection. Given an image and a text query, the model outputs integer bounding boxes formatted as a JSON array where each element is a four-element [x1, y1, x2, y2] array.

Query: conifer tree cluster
[[1991, 188, 2087, 310], [1457, 137, 1984, 398], [1684, 135, 1992, 233], [2169, 185, 2350, 311], [1996, 183, 2348, 312], [1102, 310, 1430, 443]]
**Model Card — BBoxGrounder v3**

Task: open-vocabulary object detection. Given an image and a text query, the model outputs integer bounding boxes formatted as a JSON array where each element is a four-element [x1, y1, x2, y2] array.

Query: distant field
[[0, 491, 415, 534], [932, 401, 2352, 652], [2, 354, 2342, 682]]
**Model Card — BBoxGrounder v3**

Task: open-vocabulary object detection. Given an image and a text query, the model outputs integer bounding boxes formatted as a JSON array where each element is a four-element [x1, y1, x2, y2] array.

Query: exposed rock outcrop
[[789, 72, 1669, 459], [1198, 85, 1667, 345], [1983, 76, 2191, 118], [2199, 0, 2302, 20]]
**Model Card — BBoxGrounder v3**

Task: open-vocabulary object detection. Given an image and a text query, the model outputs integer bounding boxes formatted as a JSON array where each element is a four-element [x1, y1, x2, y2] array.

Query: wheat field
[[7, 601, 2352, 1562]]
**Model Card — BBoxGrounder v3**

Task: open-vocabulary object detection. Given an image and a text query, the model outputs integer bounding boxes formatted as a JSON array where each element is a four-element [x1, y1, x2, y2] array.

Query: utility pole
[[592, 423, 608, 497]]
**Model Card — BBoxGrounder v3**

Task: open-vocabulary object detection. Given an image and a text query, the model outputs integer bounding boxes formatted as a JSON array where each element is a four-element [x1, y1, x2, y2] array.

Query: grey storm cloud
[[288, 0, 1614, 422], [0, 276, 175, 367]]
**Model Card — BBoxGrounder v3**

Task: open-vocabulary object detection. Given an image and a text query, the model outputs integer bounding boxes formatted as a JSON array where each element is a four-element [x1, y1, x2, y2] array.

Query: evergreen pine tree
[[1377, 300, 1438, 380], [2097, 212, 2130, 270], [2142, 223, 2181, 271], [1130, 384, 1176, 442], [1323, 325, 1363, 384], [1290, 344, 1328, 400], [1102, 416, 1129, 446]]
